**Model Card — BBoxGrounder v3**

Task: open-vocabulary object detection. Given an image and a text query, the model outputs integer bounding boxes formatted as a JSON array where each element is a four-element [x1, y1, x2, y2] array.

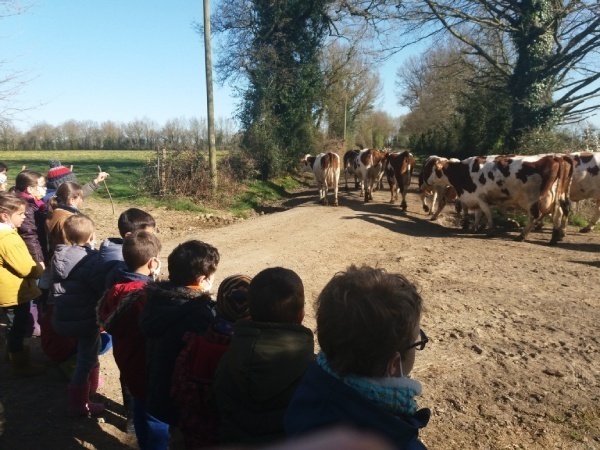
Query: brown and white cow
[[418, 155, 460, 219], [301, 152, 341, 206], [357, 148, 388, 202], [570, 152, 600, 232], [384, 151, 415, 210], [425, 154, 573, 244], [342, 149, 362, 191]]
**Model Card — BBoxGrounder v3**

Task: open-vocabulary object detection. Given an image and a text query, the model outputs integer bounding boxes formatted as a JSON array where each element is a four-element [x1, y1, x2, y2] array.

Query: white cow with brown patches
[[301, 152, 341, 206], [357, 148, 388, 202], [570, 152, 600, 232]]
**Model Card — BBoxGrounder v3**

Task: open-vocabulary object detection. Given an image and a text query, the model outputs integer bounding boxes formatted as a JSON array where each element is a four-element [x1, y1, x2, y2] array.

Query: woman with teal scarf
[[284, 265, 430, 449]]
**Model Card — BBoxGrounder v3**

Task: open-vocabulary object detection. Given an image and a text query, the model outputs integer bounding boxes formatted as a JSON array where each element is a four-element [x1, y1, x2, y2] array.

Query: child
[[51, 214, 104, 417], [212, 267, 315, 446], [15, 170, 48, 269], [0, 192, 44, 376], [284, 265, 430, 449], [0, 162, 8, 191], [139, 240, 219, 449], [94, 207, 156, 433], [96, 207, 156, 293], [172, 274, 252, 449], [97, 230, 162, 449], [46, 182, 84, 256], [44, 160, 109, 203]]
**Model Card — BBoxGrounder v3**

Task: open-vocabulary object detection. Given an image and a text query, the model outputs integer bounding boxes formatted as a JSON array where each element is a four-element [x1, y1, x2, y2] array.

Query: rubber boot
[[121, 380, 136, 434], [67, 383, 105, 417], [9, 346, 45, 377], [88, 364, 104, 395]]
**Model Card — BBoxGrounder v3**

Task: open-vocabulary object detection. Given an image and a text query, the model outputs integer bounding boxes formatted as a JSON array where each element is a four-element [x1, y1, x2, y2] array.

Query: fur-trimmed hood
[[139, 282, 216, 337]]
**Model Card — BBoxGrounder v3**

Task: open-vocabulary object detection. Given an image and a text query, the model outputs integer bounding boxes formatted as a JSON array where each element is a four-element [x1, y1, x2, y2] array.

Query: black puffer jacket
[[212, 320, 315, 446], [51, 244, 101, 337], [139, 282, 216, 425]]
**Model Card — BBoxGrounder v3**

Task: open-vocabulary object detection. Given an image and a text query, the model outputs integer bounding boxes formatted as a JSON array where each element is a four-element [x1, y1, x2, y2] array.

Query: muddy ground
[[0, 178, 598, 450]]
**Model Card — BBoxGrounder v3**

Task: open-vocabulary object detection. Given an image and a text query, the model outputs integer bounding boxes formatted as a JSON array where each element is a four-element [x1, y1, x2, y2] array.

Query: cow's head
[[300, 154, 316, 172]]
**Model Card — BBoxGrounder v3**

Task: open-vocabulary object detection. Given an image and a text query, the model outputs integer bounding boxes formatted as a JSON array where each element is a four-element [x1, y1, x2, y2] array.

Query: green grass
[[0, 149, 152, 201], [1, 150, 304, 216]]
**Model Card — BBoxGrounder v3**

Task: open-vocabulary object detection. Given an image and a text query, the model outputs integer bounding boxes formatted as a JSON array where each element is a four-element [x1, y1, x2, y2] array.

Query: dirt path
[[1, 181, 598, 449]]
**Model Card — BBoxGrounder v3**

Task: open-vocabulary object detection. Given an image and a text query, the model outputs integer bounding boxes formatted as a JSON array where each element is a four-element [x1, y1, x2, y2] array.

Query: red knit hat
[[47, 160, 77, 190]]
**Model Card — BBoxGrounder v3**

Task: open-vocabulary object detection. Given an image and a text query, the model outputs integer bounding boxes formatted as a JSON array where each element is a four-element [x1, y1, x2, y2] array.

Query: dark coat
[[97, 270, 152, 400], [51, 244, 101, 337], [139, 282, 216, 425], [212, 320, 315, 446], [17, 193, 48, 264], [284, 362, 430, 450]]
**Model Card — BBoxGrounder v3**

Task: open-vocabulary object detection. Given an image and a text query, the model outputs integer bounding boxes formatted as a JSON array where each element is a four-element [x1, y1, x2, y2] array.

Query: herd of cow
[[301, 149, 600, 245]]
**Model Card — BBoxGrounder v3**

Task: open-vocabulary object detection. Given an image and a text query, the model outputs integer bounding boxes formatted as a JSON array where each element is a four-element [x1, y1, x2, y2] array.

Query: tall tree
[[319, 42, 382, 147], [338, 0, 600, 149], [211, 0, 333, 178]]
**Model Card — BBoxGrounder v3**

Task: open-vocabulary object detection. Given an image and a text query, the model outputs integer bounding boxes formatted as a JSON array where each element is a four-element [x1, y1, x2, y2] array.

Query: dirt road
[[1, 183, 598, 449]]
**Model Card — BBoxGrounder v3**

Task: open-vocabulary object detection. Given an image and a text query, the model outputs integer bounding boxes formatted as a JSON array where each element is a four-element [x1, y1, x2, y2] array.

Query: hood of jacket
[[224, 320, 314, 403], [53, 244, 96, 280], [284, 362, 430, 449], [140, 282, 215, 337], [99, 237, 124, 263]]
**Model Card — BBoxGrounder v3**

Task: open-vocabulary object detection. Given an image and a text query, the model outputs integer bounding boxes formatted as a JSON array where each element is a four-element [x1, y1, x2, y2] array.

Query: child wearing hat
[[172, 274, 252, 449], [44, 159, 109, 203]]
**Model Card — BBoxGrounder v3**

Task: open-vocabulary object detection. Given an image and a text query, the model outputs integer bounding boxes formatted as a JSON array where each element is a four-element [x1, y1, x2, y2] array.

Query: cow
[[425, 154, 573, 244], [418, 155, 460, 219], [570, 152, 600, 232], [357, 148, 388, 202], [342, 149, 362, 192], [301, 152, 341, 206], [384, 151, 415, 210]]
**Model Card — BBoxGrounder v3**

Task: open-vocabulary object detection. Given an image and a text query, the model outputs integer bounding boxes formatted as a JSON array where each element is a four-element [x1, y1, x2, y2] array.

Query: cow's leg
[[399, 177, 408, 211], [322, 180, 329, 206], [476, 202, 494, 234], [388, 177, 395, 204], [333, 173, 339, 206], [354, 175, 360, 190], [430, 195, 446, 221], [518, 203, 543, 241], [344, 170, 349, 192], [579, 199, 600, 233]]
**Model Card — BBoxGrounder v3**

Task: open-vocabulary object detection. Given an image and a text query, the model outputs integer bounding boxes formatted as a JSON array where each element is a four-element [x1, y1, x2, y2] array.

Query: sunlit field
[[0, 150, 154, 200]]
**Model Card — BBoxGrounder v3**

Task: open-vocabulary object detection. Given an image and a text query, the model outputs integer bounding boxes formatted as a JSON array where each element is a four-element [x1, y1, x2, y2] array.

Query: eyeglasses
[[405, 329, 429, 351]]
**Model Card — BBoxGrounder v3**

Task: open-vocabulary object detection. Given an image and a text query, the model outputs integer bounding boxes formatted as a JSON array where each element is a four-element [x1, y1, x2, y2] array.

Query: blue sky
[[1, 0, 408, 131]]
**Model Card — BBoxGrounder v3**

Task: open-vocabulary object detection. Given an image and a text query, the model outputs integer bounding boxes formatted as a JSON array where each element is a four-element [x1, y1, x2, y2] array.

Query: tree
[[0, 1, 34, 125], [319, 42, 383, 147], [211, 0, 333, 178], [338, 0, 600, 149]]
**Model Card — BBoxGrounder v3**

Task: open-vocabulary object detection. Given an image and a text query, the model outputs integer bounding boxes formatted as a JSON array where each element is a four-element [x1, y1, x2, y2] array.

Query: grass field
[[0, 149, 301, 215], [0, 150, 153, 201]]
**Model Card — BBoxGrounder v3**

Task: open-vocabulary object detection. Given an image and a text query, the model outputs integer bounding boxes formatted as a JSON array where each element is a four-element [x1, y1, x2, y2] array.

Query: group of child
[[0, 160, 432, 450]]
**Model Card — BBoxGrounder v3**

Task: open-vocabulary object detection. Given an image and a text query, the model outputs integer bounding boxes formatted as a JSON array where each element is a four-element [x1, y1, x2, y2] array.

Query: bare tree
[[337, 0, 600, 149], [0, 1, 34, 125]]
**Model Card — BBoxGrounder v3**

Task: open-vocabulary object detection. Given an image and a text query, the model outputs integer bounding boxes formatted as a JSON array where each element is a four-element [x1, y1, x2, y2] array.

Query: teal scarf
[[317, 352, 422, 416]]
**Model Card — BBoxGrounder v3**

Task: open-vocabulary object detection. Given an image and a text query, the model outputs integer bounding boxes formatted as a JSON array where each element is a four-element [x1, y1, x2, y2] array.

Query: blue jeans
[[133, 399, 149, 450], [71, 329, 100, 385], [145, 412, 170, 450]]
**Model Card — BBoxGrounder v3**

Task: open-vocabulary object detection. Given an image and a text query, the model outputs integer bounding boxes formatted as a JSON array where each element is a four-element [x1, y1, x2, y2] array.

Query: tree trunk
[[508, 0, 560, 150]]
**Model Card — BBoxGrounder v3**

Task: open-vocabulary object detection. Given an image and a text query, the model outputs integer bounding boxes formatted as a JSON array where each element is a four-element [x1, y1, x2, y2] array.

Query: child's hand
[[94, 172, 110, 184]]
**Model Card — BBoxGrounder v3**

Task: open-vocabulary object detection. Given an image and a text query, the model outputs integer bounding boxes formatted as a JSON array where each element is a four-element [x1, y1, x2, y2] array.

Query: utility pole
[[203, 0, 217, 193], [343, 93, 347, 143]]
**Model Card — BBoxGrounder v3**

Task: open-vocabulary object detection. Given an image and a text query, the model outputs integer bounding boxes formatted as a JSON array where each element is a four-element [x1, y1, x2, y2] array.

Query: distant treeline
[[0, 117, 238, 151]]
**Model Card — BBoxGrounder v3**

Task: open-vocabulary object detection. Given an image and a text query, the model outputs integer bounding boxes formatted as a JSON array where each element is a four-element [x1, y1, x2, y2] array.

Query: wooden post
[[203, 0, 218, 193]]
